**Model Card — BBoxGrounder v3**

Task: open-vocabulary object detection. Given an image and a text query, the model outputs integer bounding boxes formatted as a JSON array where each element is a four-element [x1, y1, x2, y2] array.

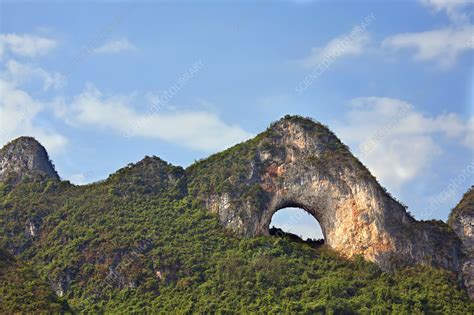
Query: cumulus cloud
[[271, 208, 324, 240], [93, 38, 136, 54], [0, 33, 67, 153], [69, 173, 94, 185], [0, 79, 67, 153], [57, 84, 253, 152], [335, 97, 473, 189], [462, 117, 474, 149], [3, 59, 66, 91], [0, 33, 57, 58], [300, 27, 371, 69], [382, 26, 474, 69], [382, 1, 473, 69], [420, 0, 473, 24]]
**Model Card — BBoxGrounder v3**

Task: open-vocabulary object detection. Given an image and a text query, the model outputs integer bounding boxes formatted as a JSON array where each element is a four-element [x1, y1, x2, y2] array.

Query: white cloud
[[300, 27, 371, 69], [335, 97, 473, 189], [57, 84, 253, 152], [3, 59, 66, 91], [462, 117, 474, 149], [0, 33, 66, 153], [0, 79, 67, 153], [380, 1, 473, 69], [0, 33, 57, 58], [382, 25, 473, 69], [93, 38, 136, 54], [420, 0, 473, 24], [270, 208, 324, 240], [69, 173, 89, 185]]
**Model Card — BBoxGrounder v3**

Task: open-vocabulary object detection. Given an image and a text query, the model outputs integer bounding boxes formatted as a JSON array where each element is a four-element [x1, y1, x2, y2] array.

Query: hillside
[[449, 186, 474, 299], [0, 248, 69, 313], [0, 116, 472, 313], [0, 136, 59, 184]]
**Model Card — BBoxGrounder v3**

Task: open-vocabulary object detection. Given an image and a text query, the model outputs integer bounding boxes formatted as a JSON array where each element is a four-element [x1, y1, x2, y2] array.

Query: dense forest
[[0, 161, 472, 313], [0, 117, 471, 313]]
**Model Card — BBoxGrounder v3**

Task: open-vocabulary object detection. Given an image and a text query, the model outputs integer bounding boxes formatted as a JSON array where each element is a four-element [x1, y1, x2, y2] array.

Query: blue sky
[[0, 1, 472, 239]]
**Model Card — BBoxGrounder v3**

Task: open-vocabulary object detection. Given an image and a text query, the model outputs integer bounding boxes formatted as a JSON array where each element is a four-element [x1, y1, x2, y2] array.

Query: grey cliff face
[[0, 137, 59, 184], [188, 116, 466, 287], [1, 117, 472, 300], [449, 187, 474, 299]]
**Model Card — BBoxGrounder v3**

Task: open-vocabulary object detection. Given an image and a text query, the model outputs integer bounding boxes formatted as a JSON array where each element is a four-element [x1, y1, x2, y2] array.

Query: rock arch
[[250, 126, 411, 264], [267, 203, 326, 241], [0, 116, 474, 297], [1, 116, 471, 299], [188, 116, 464, 274]]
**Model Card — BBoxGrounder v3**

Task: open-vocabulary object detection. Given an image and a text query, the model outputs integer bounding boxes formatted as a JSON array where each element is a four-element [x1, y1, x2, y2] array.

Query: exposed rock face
[[449, 187, 474, 299], [188, 116, 464, 274], [1, 116, 472, 299], [0, 137, 59, 184], [51, 270, 74, 297]]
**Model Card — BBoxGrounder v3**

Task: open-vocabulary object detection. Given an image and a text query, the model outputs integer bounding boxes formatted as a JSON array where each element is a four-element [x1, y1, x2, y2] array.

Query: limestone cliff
[[187, 116, 464, 274], [1, 116, 472, 299], [0, 137, 59, 184], [449, 187, 474, 299]]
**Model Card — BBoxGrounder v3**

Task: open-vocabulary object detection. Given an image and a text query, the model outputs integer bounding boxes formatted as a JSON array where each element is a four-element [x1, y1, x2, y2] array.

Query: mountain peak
[[265, 115, 340, 145], [269, 115, 329, 131], [0, 137, 59, 184], [449, 186, 474, 299]]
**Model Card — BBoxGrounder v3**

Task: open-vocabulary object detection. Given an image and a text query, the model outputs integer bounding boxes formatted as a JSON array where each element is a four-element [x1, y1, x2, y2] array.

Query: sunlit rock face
[[449, 188, 474, 299], [188, 116, 464, 275], [1, 116, 471, 299], [0, 137, 59, 184]]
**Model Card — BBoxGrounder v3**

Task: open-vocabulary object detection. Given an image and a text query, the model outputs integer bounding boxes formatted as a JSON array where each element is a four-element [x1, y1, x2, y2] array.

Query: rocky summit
[[0, 115, 472, 312], [188, 115, 469, 290], [449, 187, 474, 299], [0, 136, 59, 184]]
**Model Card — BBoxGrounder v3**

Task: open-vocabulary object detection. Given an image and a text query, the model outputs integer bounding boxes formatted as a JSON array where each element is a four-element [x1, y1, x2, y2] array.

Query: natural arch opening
[[269, 207, 325, 246]]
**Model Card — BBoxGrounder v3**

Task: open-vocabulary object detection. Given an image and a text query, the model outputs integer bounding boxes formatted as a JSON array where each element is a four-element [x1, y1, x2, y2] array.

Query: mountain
[[449, 187, 474, 299], [188, 116, 464, 271], [0, 136, 59, 184], [0, 248, 69, 313], [0, 115, 472, 313]]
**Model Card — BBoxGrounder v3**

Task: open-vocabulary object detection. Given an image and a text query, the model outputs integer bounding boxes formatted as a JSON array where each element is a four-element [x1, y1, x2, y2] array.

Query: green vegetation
[[0, 167, 472, 313], [0, 117, 472, 313], [0, 248, 69, 313], [448, 185, 474, 226]]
